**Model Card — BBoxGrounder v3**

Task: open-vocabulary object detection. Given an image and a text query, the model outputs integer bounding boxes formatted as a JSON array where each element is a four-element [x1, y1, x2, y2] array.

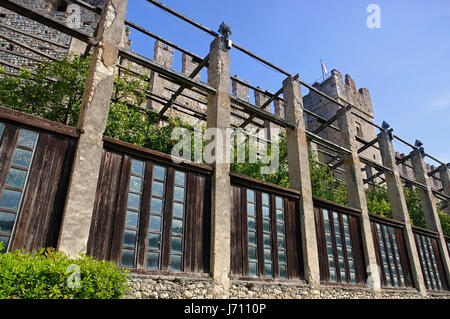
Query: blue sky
[[126, 0, 450, 164]]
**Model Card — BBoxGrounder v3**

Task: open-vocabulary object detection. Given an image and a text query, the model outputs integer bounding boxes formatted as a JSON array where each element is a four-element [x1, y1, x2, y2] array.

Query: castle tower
[[302, 69, 379, 182]]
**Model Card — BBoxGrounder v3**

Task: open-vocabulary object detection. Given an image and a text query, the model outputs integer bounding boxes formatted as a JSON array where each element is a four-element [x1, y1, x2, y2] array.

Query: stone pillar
[[206, 36, 232, 298], [58, 0, 128, 256], [439, 164, 450, 216], [377, 130, 427, 294], [410, 150, 450, 287], [337, 110, 381, 291], [283, 76, 320, 287]]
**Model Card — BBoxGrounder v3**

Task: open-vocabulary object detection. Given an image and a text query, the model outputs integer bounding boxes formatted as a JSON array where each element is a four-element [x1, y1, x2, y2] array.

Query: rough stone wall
[[125, 275, 450, 299], [0, 0, 103, 72]]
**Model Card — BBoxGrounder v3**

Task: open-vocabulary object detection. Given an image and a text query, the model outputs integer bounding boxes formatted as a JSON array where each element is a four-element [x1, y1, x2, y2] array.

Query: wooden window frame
[[314, 200, 366, 286], [0, 125, 39, 253], [413, 228, 449, 291]]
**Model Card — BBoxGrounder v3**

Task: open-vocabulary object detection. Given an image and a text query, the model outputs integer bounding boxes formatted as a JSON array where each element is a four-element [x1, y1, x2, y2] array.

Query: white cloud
[[428, 90, 450, 110]]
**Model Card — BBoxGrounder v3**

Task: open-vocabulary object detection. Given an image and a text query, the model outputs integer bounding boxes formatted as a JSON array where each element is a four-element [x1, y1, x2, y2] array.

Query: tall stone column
[[284, 76, 320, 286], [377, 130, 427, 294], [410, 149, 450, 287], [206, 36, 232, 298], [337, 110, 381, 290], [439, 164, 450, 216], [58, 0, 128, 256]]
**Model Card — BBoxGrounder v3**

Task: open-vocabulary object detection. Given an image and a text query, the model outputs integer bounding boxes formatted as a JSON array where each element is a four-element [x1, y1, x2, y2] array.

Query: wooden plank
[[0, 124, 19, 198], [230, 185, 241, 275], [103, 137, 212, 175], [109, 155, 132, 264], [256, 190, 264, 277], [349, 215, 366, 284], [0, 106, 79, 138], [314, 206, 328, 282], [87, 150, 124, 260]]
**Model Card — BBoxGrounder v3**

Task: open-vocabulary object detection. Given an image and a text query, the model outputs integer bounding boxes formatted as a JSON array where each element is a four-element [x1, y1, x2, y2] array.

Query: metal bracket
[[218, 22, 232, 50]]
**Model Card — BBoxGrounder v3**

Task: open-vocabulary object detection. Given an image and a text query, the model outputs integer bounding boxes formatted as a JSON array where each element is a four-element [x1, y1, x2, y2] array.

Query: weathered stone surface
[[125, 274, 450, 299]]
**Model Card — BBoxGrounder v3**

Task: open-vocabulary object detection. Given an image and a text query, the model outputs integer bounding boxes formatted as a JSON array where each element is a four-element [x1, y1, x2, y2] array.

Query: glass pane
[[279, 250, 286, 263], [247, 189, 255, 202], [249, 262, 257, 277], [275, 196, 283, 209], [174, 171, 186, 186], [0, 123, 4, 139], [170, 255, 182, 272], [147, 252, 159, 269], [171, 237, 182, 253], [330, 270, 337, 282], [150, 198, 163, 213], [262, 193, 269, 206], [0, 212, 16, 233], [264, 263, 272, 277], [263, 234, 271, 247], [278, 237, 285, 249], [276, 209, 284, 222], [174, 186, 185, 201], [323, 209, 329, 221], [263, 220, 270, 232], [248, 246, 257, 260], [152, 181, 164, 197], [123, 230, 137, 247], [247, 203, 255, 216], [153, 165, 166, 180], [17, 130, 38, 148], [120, 249, 135, 267], [0, 189, 22, 210], [277, 223, 284, 235], [127, 193, 141, 210], [125, 211, 139, 228], [149, 215, 162, 231], [131, 160, 144, 175], [262, 206, 270, 218], [173, 202, 184, 218], [172, 219, 183, 235], [279, 265, 287, 278], [6, 168, 27, 188], [264, 248, 272, 261], [248, 231, 256, 245], [247, 217, 256, 230], [129, 176, 142, 193], [12, 148, 33, 168], [148, 233, 161, 249]]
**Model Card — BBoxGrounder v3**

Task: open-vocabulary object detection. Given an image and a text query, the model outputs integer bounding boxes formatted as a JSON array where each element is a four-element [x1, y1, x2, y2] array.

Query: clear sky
[[125, 0, 450, 164]]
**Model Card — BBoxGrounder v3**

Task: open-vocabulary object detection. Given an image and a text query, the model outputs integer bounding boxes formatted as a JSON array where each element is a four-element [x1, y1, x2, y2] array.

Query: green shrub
[[365, 186, 392, 218], [0, 248, 128, 299]]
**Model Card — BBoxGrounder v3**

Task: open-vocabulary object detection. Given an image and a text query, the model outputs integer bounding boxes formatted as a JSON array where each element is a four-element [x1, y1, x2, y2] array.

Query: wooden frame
[[230, 178, 303, 281]]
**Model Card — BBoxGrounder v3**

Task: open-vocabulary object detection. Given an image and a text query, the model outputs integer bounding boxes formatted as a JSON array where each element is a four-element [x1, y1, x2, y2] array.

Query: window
[[169, 170, 186, 272], [243, 188, 292, 279], [0, 122, 4, 140], [147, 164, 166, 270], [261, 192, 272, 277], [315, 205, 365, 285], [0, 128, 39, 252], [246, 189, 258, 277], [415, 233, 446, 291], [355, 121, 363, 138], [322, 210, 357, 283], [373, 222, 407, 288], [275, 196, 287, 278], [120, 159, 145, 267]]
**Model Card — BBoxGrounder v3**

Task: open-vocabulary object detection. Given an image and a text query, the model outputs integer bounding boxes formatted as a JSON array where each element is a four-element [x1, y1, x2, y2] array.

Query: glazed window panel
[[316, 207, 363, 285], [120, 159, 145, 268], [0, 128, 38, 253], [169, 170, 186, 272], [147, 164, 166, 270], [414, 232, 446, 291], [373, 222, 409, 288], [261, 192, 272, 278], [246, 189, 258, 277], [275, 196, 287, 278]]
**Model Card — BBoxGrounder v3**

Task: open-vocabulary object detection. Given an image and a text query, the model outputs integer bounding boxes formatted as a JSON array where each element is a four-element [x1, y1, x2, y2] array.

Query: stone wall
[[0, 0, 103, 72], [125, 274, 450, 299]]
